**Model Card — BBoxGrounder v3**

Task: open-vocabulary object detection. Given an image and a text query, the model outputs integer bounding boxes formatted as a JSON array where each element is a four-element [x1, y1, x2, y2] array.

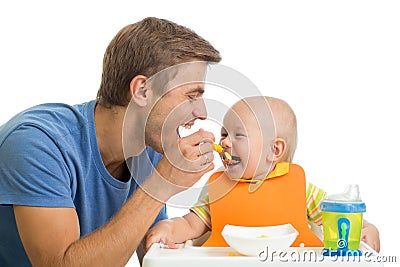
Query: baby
[[144, 96, 380, 251]]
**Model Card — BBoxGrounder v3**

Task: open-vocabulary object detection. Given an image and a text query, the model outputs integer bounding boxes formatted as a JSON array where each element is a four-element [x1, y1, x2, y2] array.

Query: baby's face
[[220, 101, 274, 180]]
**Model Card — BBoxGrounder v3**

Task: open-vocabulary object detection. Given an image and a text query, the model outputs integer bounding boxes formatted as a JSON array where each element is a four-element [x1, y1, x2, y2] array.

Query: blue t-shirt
[[0, 100, 167, 266]]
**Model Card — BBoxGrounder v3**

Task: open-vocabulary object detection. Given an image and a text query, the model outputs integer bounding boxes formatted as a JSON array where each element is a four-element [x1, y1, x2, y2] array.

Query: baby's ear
[[270, 138, 286, 162]]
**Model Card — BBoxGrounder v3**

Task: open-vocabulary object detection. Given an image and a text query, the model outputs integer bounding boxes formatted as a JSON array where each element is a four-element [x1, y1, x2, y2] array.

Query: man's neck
[[94, 103, 145, 181]]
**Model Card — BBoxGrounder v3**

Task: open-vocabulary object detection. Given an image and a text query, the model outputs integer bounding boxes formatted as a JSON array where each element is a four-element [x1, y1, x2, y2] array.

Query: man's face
[[144, 62, 209, 154], [145, 81, 207, 154]]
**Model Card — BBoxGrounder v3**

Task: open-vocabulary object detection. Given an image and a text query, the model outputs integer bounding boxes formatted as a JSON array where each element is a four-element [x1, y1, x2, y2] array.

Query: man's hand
[[149, 129, 215, 201]]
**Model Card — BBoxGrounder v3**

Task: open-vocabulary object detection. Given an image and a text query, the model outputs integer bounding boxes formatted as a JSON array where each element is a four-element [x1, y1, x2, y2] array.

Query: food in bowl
[[221, 224, 299, 256]]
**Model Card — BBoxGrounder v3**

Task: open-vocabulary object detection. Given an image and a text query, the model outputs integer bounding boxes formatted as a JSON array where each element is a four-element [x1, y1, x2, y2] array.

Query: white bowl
[[221, 224, 299, 256]]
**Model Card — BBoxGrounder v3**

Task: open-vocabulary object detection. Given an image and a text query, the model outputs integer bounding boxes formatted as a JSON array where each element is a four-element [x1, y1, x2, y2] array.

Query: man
[[0, 17, 221, 266]]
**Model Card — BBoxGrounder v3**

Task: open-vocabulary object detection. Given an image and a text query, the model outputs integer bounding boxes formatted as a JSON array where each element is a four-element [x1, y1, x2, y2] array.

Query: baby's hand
[[143, 220, 182, 252], [361, 221, 380, 252]]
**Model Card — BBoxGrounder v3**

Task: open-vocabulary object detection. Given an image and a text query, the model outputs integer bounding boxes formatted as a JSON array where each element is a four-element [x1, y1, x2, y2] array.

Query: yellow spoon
[[212, 143, 223, 153], [212, 144, 235, 163]]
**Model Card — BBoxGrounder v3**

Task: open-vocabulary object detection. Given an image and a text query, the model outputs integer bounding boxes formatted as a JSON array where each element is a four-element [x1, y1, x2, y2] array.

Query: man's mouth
[[176, 121, 194, 139]]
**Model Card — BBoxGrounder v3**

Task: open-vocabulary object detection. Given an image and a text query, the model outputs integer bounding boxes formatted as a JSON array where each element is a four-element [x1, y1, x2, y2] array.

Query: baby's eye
[[220, 133, 228, 139], [235, 133, 245, 137]]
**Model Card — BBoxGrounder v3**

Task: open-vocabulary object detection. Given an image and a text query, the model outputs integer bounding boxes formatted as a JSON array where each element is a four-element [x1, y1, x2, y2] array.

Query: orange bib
[[202, 164, 323, 247]]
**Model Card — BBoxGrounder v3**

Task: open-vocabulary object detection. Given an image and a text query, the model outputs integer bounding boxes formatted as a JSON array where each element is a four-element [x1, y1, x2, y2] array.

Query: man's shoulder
[[0, 101, 95, 144], [15, 101, 92, 129]]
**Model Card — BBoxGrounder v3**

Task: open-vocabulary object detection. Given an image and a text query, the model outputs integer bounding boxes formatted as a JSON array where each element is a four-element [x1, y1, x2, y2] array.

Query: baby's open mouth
[[212, 144, 241, 166], [223, 152, 241, 166]]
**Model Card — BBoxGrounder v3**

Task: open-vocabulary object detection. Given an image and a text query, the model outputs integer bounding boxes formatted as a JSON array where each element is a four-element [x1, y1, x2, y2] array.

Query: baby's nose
[[221, 135, 232, 148]]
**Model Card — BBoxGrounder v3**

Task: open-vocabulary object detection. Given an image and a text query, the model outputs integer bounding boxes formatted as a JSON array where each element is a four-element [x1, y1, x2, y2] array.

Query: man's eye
[[188, 95, 198, 101], [220, 133, 228, 139]]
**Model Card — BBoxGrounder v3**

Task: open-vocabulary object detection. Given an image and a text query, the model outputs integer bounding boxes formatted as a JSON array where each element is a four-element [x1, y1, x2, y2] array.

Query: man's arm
[[13, 129, 215, 266], [14, 176, 166, 267]]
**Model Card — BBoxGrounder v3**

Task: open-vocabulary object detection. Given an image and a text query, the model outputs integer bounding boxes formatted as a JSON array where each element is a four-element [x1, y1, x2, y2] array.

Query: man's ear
[[267, 138, 286, 162], [129, 75, 149, 107]]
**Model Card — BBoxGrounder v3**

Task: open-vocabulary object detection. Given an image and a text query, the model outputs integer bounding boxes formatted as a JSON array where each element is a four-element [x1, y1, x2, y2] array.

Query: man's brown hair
[[97, 17, 221, 107]]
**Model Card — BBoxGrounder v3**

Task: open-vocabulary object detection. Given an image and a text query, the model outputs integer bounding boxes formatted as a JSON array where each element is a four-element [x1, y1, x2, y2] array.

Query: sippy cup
[[320, 184, 366, 256]]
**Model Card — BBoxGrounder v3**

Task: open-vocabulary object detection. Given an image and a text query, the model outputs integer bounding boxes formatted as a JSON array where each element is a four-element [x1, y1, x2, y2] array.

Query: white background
[[1, 0, 399, 265]]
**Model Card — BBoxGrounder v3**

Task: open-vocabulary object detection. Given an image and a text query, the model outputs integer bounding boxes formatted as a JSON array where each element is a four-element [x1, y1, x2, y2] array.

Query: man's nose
[[192, 98, 207, 120]]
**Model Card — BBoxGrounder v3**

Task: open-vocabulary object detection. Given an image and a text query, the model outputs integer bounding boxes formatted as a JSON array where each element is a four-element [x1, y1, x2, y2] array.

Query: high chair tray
[[143, 242, 383, 267]]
